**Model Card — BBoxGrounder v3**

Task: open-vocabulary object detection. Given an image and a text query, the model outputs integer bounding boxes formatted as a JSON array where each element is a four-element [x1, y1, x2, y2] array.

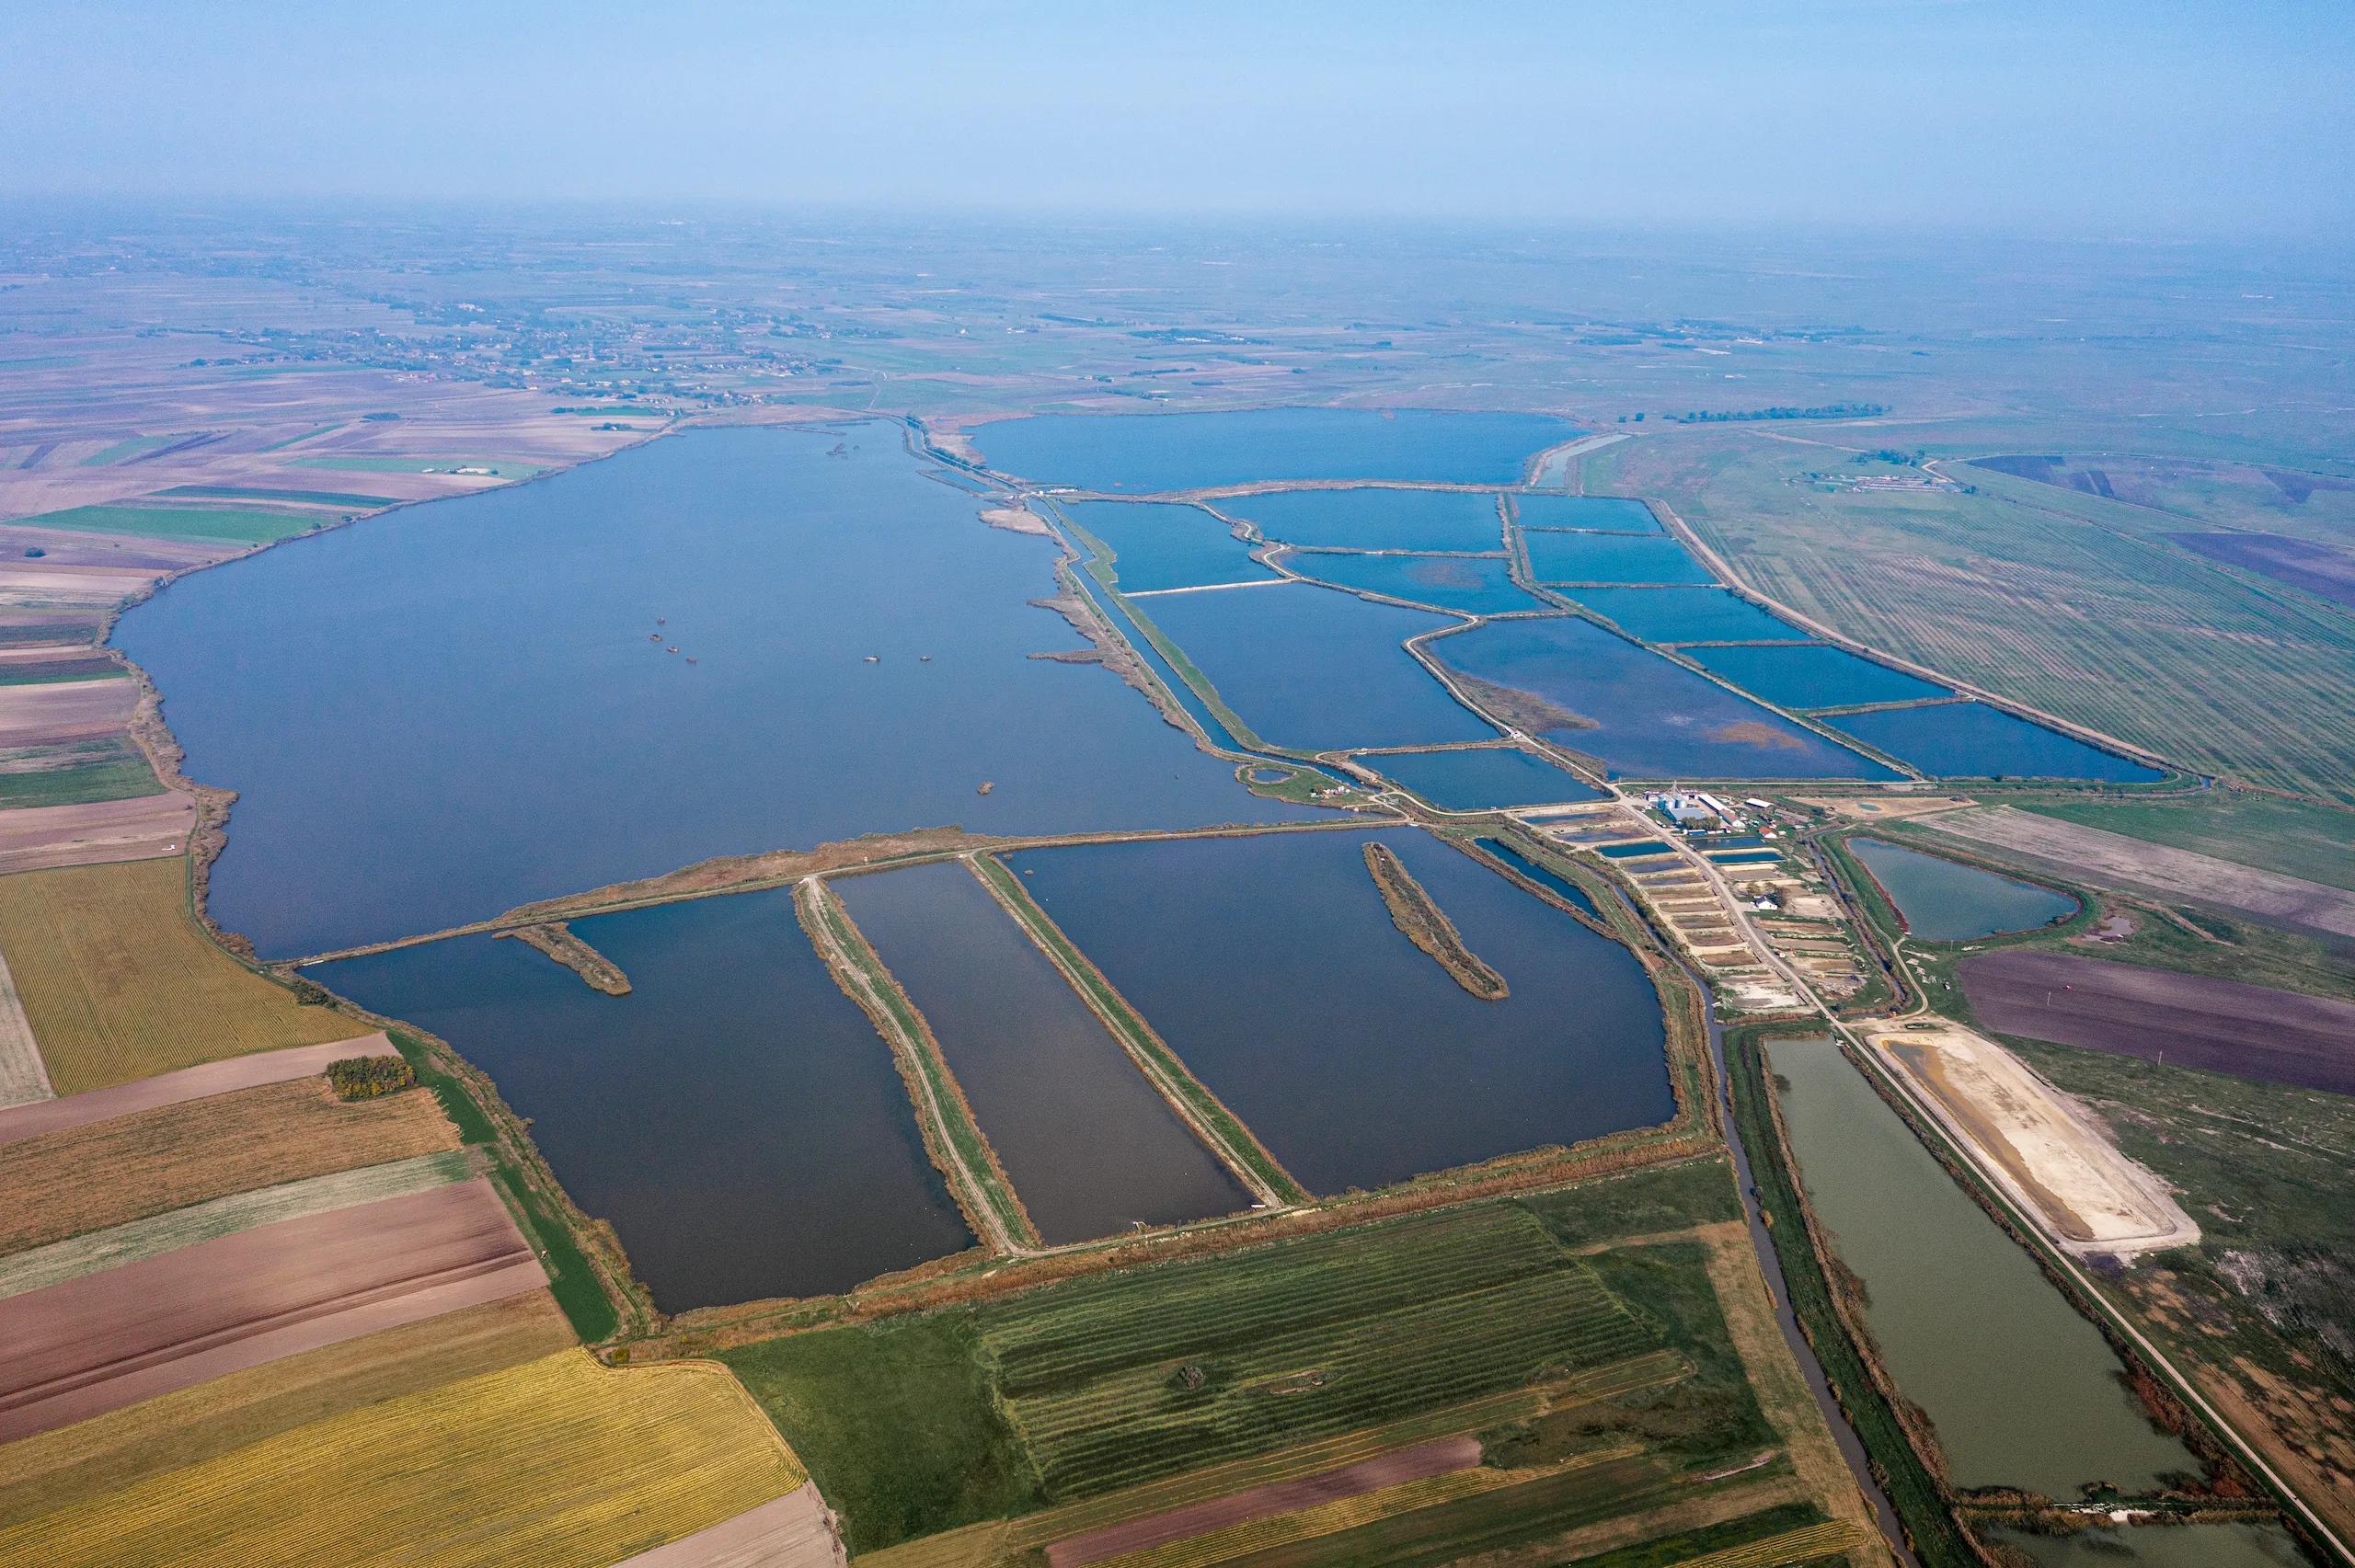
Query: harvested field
[[1925, 805, 2355, 940], [0, 1072, 458, 1253], [0, 944, 49, 1107], [0, 856, 356, 1093], [1866, 1021, 2198, 1256], [0, 1035, 378, 1147], [0, 1177, 543, 1441], [0, 1290, 573, 1530], [2173, 530, 2355, 611], [1046, 1436, 1480, 1567], [0, 1349, 801, 1567], [0, 1149, 473, 1299], [0, 671, 138, 744], [1962, 949, 2355, 1095], [0, 789, 194, 874], [615, 1483, 846, 1568]]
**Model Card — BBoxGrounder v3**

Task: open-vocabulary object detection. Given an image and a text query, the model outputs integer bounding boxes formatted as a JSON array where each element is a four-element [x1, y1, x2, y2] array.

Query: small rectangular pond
[[1510, 495, 1661, 533], [1136, 580, 1496, 751], [1568, 587, 1806, 644], [1686, 643, 1950, 710], [1060, 500, 1275, 593], [1008, 829, 1673, 1195], [971, 410, 1575, 492], [1287, 551, 1544, 615], [833, 860, 1251, 1245], [1825, 702, 2165, 783], [1361, 745, 1603, 809], [1765, 1035, 2199, 1497], [1848, 836, 2076, 941], [1227, 487, 1507, 553], [1523, 532, 1714, 586], [312, 887, 974, 1312], [1430, 617, 1895, 781]]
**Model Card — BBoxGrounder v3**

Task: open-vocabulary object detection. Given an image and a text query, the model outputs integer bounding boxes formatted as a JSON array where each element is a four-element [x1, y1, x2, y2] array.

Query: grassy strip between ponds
[[1363, 841, 1510, 1000], [798, 879, 1040, 1253], [1072, 541, 1278, 754], [970, 852, 1306, 1206], [1722, 1024, 1982, 1567]]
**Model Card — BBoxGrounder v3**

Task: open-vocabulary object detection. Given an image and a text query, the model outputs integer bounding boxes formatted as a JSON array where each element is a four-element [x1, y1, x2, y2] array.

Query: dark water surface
[[1365, 746, 1603, 808], [1568, 587, 1805, 644], [1828, 702, 2166, 783], [313, 887, 973, 1311], [1060, 500, 1274, 592], [1010, 829, 1672, 1195], [1287, 551, 1542, 614], [972, 409, 1572, 492], [1849, 837, 2077, 941], [117, 427, 1317, 956], [1466, 838, 1603, 918], [1511, 495, 1660, 532], [1688, 644, 1949, 710], [833, 860, 1250, 1244], [1229, 487, 1508, 553], [1523, 532, 1714, 586], [1766, 1036, 2198, 1495], [1431, 618, 1893, 780], [1139, 581, 1495, 750]]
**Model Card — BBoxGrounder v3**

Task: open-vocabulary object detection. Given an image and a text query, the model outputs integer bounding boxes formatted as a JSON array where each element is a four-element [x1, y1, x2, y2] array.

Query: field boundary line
[[0, 944, 53, 1108]]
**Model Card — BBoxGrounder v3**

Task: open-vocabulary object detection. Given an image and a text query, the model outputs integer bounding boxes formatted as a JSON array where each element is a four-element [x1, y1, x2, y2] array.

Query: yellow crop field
[[0, 857, 354, 1094], [0, 1350, 804, 1567], [0, 1291, 574, 1529]]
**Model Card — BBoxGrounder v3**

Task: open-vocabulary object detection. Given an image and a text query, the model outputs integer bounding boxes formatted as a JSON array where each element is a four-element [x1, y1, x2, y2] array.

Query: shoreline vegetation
[[495, 922, 630, 996], [1362, 842, 1510, 1001]]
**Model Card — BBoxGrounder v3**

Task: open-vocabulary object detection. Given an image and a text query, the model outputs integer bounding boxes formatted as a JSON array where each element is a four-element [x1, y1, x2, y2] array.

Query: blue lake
[[1430, 618, 1895, 781], [1059, 499, 1274, 592], [1688, 644, 1951, 710], [1010, 829, 1672, 1195], [1137, 581, 1495, 751], [971, 408, 1573, 492], [312, 887, 974, 1311], [1828, 702, 2166, 783], [116, 426, 1319, 957], [1849, 837, 2078, 941], [834, 860, 1249, 1244], [1568, 588, 1806, 644], [1511, 496, 1660, 533], [1522, 532, 1715, 586], [1363, 746, 1603, 809], [1228, 487, 1508, 553], [1286, 552, 1543, 615]]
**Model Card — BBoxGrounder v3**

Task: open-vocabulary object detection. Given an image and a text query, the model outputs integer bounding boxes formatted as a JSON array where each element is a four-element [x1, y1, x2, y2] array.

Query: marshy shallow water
[[118, 425, 1320, 957], [1009, 828, 1672, 1195], [313, 887, 974, 1312]]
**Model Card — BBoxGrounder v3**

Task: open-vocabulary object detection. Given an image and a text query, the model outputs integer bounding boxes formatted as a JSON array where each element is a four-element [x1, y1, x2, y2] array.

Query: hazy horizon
[[7, 1, 2351, 241]]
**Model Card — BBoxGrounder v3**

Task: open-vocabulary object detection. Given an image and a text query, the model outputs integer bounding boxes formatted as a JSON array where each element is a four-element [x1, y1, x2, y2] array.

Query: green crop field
[[155, 484, 395, 509], [17, 503, 320, 545], [1612, 428, 2355, 804]]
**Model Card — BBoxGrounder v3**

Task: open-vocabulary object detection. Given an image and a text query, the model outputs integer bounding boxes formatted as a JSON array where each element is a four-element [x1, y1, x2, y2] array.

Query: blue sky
[[5, 1, 2349, 237]]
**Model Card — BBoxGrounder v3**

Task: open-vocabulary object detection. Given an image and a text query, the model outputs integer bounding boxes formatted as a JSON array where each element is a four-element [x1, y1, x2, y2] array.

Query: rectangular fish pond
[[1430, 617, 1895, 781], [1227, 486, 1509, 553], [1825, 701, 2165, 783], [1686, 643, 1951, 710], [1284, 551, 1545, 615], [832, 859, 1251, 1245], [1058, 499, 1275, 593], [1847, 836, 2077, 941], [1510, 495, 1661, 533], [1522, 532, 1715, 586], [1568, 587, 1807, 645], [1359, 745, 1603, 809], [1007, 829, 1673, 1196], [311, 886, 975, 1312]]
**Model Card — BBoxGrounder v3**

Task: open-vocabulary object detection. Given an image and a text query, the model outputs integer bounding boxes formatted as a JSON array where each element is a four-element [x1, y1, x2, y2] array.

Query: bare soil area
[[1867, 1021, 2198, 1257], [0, 1070, 456, 1252], [0, 1177, 541, 1442], [1961, 949, 2355, 1095], [615, 1482, 846, 1568], [0, 791, 194, 874], [1927, 805, 2355, 940], [0, 676, 139, 746], [0, 1036, 380, 1148]]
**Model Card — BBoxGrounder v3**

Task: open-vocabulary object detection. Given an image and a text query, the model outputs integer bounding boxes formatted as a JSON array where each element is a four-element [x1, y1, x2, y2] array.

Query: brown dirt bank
[[1960, 949, 2355, 1096], [499, 921, 630, 995]]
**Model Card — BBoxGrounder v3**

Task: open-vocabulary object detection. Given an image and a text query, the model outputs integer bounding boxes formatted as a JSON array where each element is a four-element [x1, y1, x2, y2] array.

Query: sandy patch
[[0, 791, 194, 874], [982, 506, 1051, 536], [0, 1177, 541, 1442], [1791, 794, 1976, 822], [1867, 1020, 2198, 1258]]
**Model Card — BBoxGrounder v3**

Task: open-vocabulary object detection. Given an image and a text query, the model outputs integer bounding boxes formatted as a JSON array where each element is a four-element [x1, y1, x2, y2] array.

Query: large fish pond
[[973, 409, 1573, 493], [117, 425, 1323, 957], [1009, 828, 1673, 1195], [1847, 836, 2078, 941], [313, 887, 974, 1312]]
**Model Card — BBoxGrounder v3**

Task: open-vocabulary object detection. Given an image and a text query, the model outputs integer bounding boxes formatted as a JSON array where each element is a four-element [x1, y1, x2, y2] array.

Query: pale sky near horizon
[[5, 1, 2350, 240]]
